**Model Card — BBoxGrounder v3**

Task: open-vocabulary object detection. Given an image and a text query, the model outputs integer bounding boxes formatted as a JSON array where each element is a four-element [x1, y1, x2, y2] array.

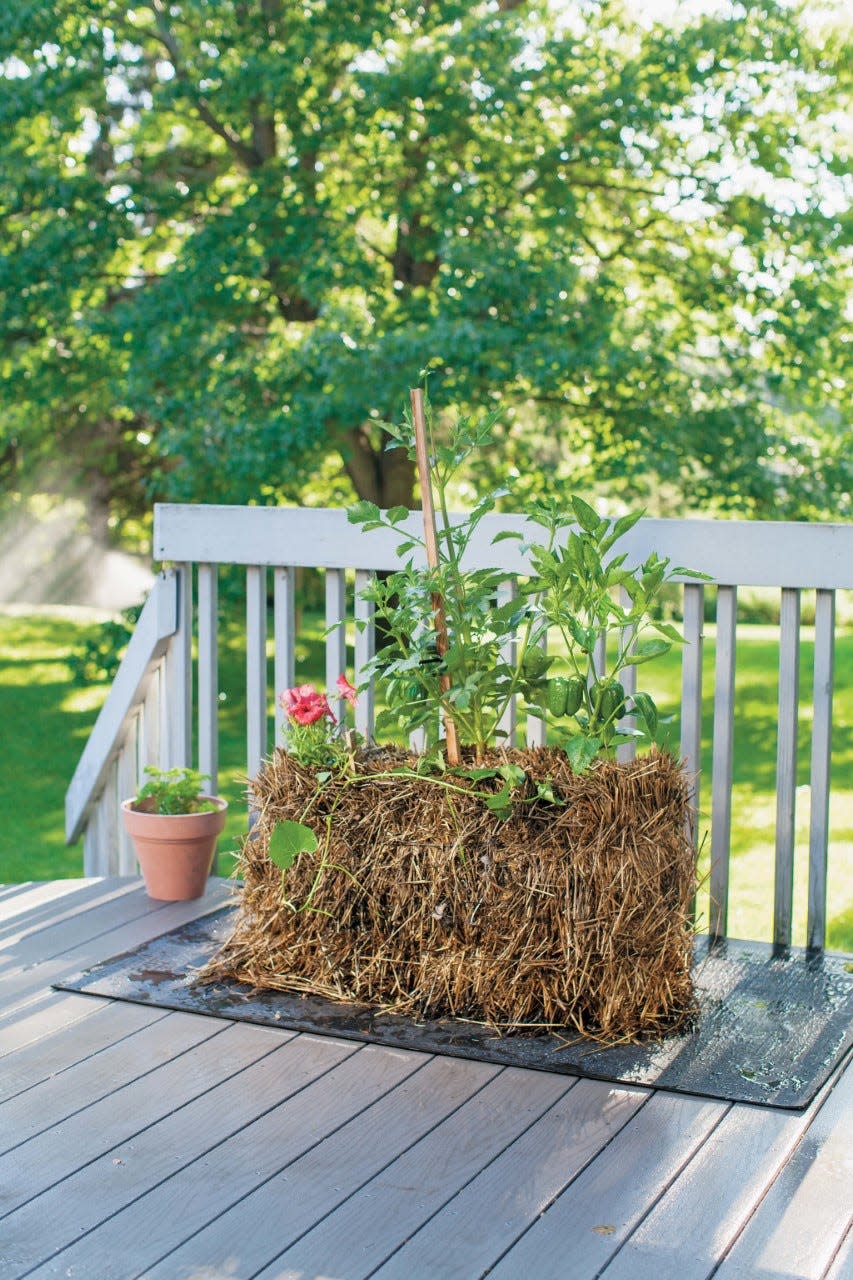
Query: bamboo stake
[[410, 387, 461, 766]]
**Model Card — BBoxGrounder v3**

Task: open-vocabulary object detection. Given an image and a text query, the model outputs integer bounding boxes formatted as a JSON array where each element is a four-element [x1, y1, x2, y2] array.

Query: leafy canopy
[[1, 1, 850, 522]]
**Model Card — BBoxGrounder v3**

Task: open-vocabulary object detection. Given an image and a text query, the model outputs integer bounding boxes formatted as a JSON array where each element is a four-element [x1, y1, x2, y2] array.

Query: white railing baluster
[[273, 567, 297, 744], [680, 584, 705, 853], [525, 631, 548, 749], [496, 578, 517, 746], [139, 662, 162, 781], [197, 563, 219, 797], [163, 562, 192, 769], [117, 733, 139, 874], [808, 589, 836, 951], [83, 801, 105, 877], [246, 565, 268, 783], [774, 588, 801, 947], [325, 569, 347, 724], [616, 586, 637, 765], [710, 586, 737, 940], [354, 570, 376, 741]]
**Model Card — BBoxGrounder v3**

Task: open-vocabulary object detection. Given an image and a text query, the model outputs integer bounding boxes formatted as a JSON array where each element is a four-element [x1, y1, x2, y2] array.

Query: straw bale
[[203, 747, 696, 1041]]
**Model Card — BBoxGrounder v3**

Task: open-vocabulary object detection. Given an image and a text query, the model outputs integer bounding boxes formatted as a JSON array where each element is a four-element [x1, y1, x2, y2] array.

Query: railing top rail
[[65, 570, 179, 845], [155, 504, 853, 590]]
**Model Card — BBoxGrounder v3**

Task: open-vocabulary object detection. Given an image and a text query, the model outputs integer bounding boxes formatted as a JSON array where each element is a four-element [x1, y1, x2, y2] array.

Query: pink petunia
[[336, 674, 358, 707], [280, 684, 335, 726]]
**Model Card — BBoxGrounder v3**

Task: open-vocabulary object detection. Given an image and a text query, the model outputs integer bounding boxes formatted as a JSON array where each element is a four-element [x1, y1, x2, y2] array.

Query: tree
[[0, 0, 850, 530]]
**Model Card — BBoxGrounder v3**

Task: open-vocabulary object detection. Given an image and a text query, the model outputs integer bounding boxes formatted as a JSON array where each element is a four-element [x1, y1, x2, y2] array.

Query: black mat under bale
[[54, 905, 853, 1110]]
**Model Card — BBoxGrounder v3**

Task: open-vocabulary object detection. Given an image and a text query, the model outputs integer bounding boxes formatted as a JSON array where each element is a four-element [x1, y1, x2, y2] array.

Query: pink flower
[[280, 684, 335, 726], [336, 674, 358, 707]]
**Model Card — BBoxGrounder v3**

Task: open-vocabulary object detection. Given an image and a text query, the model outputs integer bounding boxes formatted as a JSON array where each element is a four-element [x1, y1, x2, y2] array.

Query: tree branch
[[146, 0, 261, 170]]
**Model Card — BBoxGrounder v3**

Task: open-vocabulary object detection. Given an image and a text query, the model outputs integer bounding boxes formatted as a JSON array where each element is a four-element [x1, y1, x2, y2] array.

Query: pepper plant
[[349, 396, 529, 763], [512, 497, 707, 773], [348, 393, 706, 773]]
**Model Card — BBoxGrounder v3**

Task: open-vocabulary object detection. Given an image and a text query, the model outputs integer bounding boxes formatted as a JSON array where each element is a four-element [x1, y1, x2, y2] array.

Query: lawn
[[1, 606, 850, 952]]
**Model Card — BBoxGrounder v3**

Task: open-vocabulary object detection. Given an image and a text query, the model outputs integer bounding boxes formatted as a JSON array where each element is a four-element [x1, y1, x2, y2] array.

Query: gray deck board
[[252, 1073, 644, 1280], [0, 999, 168, 1119], [0, 879, 232, 1017], [713, 1062, 853, 1280], [45, 1051, 489, 1280], [486, 1090, 728, 1280], [0, 877, 849, 1280]]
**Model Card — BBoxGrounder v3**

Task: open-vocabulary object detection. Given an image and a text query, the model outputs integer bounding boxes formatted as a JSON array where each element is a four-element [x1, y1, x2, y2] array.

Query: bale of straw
[[203, 747, 696, 1041]]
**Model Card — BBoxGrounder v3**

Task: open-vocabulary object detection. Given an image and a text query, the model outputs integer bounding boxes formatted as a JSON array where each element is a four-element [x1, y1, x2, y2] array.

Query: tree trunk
[[342, 426, 417, 509]]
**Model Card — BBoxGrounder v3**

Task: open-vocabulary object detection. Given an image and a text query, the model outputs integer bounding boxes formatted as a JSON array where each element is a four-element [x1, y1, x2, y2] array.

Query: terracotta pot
[[120, 797, 228, 901]]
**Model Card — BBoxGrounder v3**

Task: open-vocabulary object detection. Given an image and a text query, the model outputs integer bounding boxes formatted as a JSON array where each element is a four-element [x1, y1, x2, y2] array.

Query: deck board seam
[[821, 1219, 853, 1280], [0, 1009, 200, 1157], [358, 1076, 585, 1280], [359, 1075, 589, 1280], [128, 1048, 439, 1280], [6, 1031, 348, 1277], [0, 895, 191, 974], [0, 991, 108, 1053]]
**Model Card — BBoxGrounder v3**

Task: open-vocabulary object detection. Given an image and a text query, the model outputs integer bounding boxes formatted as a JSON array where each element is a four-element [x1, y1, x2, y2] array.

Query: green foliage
[[351, 393, 706, 770], [351, 395, 529, 760], [1, 2, 850, 521], [520, 497, 711, 768], [68, 605, 142, 687], [132, 766, 217, 815]]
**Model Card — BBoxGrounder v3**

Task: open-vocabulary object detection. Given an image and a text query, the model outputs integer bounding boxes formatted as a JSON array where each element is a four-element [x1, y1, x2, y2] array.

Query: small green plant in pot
[[121, 767, 227, 901]]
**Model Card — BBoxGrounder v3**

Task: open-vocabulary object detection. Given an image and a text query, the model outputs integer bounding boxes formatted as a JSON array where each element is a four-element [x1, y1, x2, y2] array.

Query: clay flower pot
[[120, 798, 228, 901]]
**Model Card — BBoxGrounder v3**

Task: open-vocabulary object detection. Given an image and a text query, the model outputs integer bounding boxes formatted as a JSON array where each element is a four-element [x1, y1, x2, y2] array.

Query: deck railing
[[66, 504, 852, 950]]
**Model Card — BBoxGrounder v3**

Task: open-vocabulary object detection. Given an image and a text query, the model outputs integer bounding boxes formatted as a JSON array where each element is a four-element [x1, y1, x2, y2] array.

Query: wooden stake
[[410, 387, 461, 766]]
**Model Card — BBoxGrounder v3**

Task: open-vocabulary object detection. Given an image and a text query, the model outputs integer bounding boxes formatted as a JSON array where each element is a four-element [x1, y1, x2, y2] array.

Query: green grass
[[1, 608, 850, 951]]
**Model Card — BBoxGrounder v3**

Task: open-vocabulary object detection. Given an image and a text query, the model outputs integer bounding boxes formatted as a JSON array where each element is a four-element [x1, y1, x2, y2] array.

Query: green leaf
[[535, 779, 565, 806], [348, 500, 381, 525], [571, 496, 601, 533], [484, 781, 514, 815], [623, 637, 672, 665], [386, 505, 410, 524], [491, 529, 524, 544], [497, 763, 526, 787], [652, 621, 685, 644], [268, 820, 319, 872], [631, 691, 658, 736], [565, 735, 602, 774]]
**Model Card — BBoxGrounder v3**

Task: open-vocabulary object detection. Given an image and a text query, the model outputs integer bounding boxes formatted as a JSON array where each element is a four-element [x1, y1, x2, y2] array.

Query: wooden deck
[[0, 878, 850, 1280]]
